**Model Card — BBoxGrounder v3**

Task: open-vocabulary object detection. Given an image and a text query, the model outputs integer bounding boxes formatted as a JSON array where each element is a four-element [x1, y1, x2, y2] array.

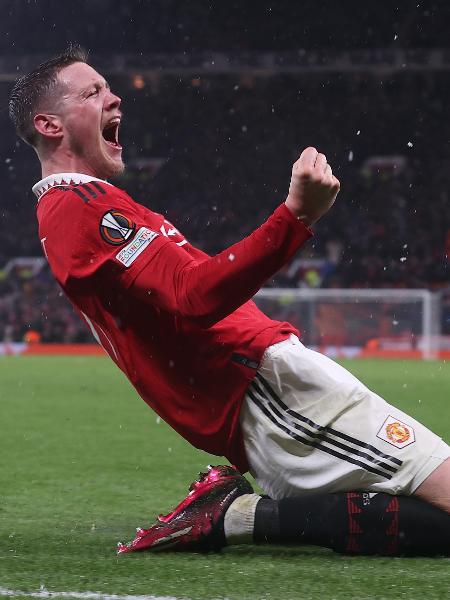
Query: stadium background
[[1, 0, 450, 350], [1, 3, 450, 600]]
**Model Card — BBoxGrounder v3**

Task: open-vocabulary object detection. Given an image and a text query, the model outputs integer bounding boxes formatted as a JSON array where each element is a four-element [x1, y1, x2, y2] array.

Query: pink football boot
[[117, 465, 253, 553]]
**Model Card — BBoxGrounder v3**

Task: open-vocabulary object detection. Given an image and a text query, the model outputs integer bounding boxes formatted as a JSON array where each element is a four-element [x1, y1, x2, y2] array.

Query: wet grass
[[1, 356, 449, 599]]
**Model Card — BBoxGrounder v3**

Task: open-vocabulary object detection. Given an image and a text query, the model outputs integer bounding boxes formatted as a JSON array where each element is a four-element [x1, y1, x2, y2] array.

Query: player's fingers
[[314, 153, 327, 173], [331, 175, 341, 192], [298, 146, 318, 170], [324, 164, 333, 183]]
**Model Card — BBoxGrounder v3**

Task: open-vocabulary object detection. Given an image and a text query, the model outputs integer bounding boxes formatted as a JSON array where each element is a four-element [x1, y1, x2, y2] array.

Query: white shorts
[[240, 335, 450, 499]]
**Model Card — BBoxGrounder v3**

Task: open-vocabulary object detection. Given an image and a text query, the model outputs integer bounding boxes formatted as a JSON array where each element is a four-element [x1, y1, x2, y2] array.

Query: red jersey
[[34, 173, 313, 471]]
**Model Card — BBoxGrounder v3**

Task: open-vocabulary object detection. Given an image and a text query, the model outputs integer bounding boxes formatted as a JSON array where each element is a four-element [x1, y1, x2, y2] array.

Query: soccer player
[[9, 46, 450, 556]]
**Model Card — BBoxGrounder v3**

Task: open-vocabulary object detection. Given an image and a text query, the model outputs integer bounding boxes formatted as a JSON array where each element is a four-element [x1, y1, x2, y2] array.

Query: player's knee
[[413, 457, 450, 513]]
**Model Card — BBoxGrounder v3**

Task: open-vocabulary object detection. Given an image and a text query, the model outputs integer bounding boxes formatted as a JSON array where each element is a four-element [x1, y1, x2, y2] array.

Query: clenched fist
[[285, 147, 340, 226]]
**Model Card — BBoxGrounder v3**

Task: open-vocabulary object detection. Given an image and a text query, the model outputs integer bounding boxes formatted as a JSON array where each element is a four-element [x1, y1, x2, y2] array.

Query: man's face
[[55, 62, 124, 179]]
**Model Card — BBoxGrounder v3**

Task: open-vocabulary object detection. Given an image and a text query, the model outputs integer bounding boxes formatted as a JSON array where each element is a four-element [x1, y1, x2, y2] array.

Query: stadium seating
[[1, 69, 449, 342]]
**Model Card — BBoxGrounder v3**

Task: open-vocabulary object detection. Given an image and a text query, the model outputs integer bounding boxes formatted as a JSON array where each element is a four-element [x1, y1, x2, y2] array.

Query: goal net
[[255, 289, 441, 360]]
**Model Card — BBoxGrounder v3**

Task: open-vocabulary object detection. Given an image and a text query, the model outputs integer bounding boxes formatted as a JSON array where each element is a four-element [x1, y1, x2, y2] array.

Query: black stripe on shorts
[[250, 381, 399, 476], [256, 372, 403, 467], [247, 376, 402, 480]]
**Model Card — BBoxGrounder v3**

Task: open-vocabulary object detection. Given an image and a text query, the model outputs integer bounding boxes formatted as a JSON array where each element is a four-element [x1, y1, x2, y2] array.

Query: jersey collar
[[32, 173, 111, 200]]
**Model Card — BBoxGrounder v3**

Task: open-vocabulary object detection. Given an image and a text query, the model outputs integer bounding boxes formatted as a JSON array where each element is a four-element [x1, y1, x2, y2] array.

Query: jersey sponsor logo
[[160, 223, 179, 237], [100, 210, 136, 245], [160, 220, 188, 246], [376, 415, 415, 448], [115, 227, 158, 267]]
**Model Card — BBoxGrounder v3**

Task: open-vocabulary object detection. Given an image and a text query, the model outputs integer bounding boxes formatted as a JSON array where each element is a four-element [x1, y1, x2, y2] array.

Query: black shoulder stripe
[[80, 183, 98, 199], [89, 181, 107, 194], [70, 186, 90, 204]]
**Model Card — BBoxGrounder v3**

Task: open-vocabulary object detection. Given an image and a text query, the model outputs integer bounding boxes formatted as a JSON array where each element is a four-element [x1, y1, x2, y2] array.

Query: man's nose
[[105, 91, 121, 110]]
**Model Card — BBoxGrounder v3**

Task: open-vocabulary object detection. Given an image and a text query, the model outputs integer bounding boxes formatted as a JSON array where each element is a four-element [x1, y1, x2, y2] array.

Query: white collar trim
[[32, 173, 111, 199]]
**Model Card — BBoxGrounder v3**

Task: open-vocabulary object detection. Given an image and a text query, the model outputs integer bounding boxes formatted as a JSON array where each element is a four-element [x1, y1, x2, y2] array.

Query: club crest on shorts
[[376, 415, 415, 448], [100, 210, 136, 245]]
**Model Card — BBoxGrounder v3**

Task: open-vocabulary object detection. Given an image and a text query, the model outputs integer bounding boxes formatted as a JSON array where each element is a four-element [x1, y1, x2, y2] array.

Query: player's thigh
[[241, 336, 450, 499]]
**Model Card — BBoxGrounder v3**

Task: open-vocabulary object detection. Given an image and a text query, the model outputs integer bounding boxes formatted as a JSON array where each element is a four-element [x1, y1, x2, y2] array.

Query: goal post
[[255, 288, 441, 360]]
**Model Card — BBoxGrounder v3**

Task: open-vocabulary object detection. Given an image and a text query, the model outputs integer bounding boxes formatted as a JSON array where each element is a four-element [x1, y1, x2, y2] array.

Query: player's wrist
[[284, 197, 314, 226]]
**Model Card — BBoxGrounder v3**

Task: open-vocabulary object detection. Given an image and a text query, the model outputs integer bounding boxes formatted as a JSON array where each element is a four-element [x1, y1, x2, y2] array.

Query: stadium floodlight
[[255, 288, 441, 360]]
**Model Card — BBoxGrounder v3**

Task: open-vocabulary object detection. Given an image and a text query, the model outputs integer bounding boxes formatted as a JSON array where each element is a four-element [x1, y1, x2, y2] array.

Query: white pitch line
[[0, 587, 185, 600]]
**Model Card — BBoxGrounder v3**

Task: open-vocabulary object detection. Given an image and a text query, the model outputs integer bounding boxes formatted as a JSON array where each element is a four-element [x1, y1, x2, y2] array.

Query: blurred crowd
[[1, 1, 448, 56], [1, 69, 449, 342], [0, 265, 91, 343]]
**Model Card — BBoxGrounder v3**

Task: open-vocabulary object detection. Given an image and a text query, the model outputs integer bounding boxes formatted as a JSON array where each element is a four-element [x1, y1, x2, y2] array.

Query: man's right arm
[[127, 202, 312, 327], [41, 148, 339, 328]]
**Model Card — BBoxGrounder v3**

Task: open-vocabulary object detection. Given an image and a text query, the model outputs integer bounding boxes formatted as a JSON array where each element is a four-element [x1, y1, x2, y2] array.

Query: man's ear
[[34, 113, 63, 140]]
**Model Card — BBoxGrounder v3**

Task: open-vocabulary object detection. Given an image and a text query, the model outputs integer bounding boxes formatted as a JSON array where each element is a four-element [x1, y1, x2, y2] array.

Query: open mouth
[[102, 118, 122, 150]]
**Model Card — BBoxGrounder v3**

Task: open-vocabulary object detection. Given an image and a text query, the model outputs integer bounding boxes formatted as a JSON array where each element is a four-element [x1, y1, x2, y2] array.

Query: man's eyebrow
[[81, 80, 111, 94]]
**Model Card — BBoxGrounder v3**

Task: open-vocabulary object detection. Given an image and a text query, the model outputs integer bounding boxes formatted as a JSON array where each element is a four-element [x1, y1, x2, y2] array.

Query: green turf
[[1, 357, 449, 600]]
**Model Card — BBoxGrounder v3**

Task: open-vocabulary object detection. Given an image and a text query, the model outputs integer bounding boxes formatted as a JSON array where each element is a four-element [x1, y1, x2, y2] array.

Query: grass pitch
[[1, 356, 449, 600]]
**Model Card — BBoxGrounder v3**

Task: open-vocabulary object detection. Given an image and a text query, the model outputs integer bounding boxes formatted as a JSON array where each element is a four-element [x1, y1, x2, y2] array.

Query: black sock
[[254, 492, 450, 556]]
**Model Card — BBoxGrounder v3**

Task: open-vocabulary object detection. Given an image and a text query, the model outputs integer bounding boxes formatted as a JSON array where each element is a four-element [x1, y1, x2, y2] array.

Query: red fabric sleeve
[[127, 203, 313, 327], [39, 184, 312, 328]]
